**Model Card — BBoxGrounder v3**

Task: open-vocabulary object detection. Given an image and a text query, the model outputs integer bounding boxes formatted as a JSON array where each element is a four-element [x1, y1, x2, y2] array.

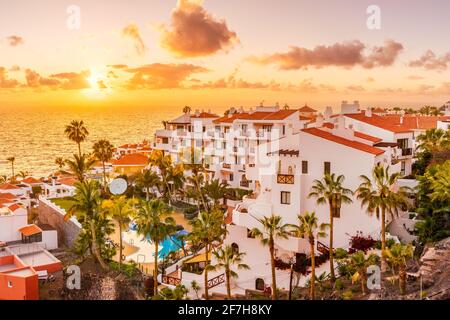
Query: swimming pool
[[129, 223, 187, 259]]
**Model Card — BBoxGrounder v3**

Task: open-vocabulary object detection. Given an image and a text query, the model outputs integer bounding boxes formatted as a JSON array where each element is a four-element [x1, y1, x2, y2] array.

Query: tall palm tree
[[416, 128, 450, 163], [102, 196, 136, 270], [0, 175, 7, 184], [66, 180, 108, 269], [187, 171, 208, 210], [182, 106, 192, 114], [385, 244, 413, 295], [65, 120, 89, 157], [65, 154, 96, 182], [210, 245, 250, 299], [250, 214, 291, 300], [149, 150, 175, 203], [204, 179, 229, 208], [134, 199, 176, 296], [308, 173, 353, 280], [189, 209, 226, 300], [166, 163, 185, 202], [291, 211, 328, 300], [6, 157, 15, 182], [348, 251, 380, 295], [92, 139, 114, 190], [356, 165, 410, 269], [136, 170, 161, 201], [55, 157, 65, 170], [17, 171, 29, 179]]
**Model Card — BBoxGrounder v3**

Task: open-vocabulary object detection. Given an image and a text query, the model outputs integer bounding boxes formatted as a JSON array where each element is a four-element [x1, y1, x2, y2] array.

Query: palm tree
[[102, 196, 136, 270], [355, 165, 410, 269], [189, 209, 226, 300], [385, 244, 413, 295], [6, 157, 15, 182], [66, 180, 108, 269], [92, 139, 114, 190], [0, 175, 7, 184], [17, 171, 29, 179], [291, 211, 329, 300], [416, 128, 450, 163], [65, 154, 96, 182], [348, 251, 380, 295], [182, 106, 192, 114], [250, 214, 291, 300], [166, 163, 185, 202], [136, 170, 161, 201], [187, 170, 208, 210], [149, 150, 175, 203], [210, 245, 250, 299], [134, 199, 176, 296], [65, 120, 89, 157], [55, 157, 65, 170], [308, 173, 353, 281], [204, 179, 229, 208]]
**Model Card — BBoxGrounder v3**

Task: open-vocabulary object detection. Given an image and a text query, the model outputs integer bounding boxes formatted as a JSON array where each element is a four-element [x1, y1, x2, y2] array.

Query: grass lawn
[[50, 197, 75, 212]]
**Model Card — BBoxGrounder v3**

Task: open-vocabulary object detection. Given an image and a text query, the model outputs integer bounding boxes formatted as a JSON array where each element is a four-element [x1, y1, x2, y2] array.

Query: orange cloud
[[0, 67, 20, 88], [409, 50, 450, 71], [50, 71, 91, 90], [160, 0, 238, 57], [248, 40, 403, 70], [122, 24, 146, 56], [125, 63, 208, 89], [25, 69, 60, 88], [7, 35, 24, 46]]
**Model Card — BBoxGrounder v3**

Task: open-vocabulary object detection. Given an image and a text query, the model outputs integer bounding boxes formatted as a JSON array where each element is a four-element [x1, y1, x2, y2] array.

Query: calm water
[[0, 106, 185, 178]]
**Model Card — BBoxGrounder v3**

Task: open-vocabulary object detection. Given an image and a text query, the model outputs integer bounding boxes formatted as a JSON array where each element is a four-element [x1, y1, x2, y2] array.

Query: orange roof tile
[[19, 224, 42, 237], [191, 112, 219, 118], [0, 193, 17, 200], [0, 183, 21, 190], [299, 105, 317, 112], [0, 199, 14, 206], [323, 122, 335, 129], [57, 177, 78, 186], [214, 109, 297, 123], [383, 115, 450, 130], [21, 177, 41, 184], [345, 113, 413, 133], [302, 128, 385, 155], [112, 153, 149, 166], [354, 131, 383, 143], [8, 204, 22, 212]]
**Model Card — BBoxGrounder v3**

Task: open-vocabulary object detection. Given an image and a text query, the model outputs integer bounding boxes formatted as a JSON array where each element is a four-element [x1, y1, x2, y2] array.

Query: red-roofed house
[[112, 153, 149, 175]]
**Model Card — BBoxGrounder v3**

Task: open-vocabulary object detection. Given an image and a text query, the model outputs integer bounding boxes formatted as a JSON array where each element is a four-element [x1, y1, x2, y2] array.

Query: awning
[[184, 252, 211, 264], [18, 224, 43, 237]]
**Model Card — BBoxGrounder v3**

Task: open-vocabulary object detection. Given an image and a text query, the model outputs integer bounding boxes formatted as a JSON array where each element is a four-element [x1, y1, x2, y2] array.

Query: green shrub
[[334, 278, 344, 291], [342, 290, 353, 300], [334, 248, 348, 259]]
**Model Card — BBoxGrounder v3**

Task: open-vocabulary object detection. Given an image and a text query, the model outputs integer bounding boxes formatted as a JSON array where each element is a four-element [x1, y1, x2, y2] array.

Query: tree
[[134, 199, 176, 296], [136, 170, 161, 201], [183, 106, 192, 114], [102, 196, 136, 270], [17, 171, 29, 179], [189, 209, 226, 300], [65, 120, 89, 157], [66, 180, 108, 269], [291, 211, 329, 300], [348, 251, 379, 295], [187, 170, 208, 210], [6, 157, 15, 182], [149, 150, 177, 204], [55, 157, 65, 170], [356, 165, 410, 269], [210, 245, 250, 299], [204, 179, 229, 208], [250, 214, 291, 300], [65, 154, 96, 182], [416, 128, 450, 163], [92, 139, 114, 191], [308, 173, 353, 280], [385, 244, 413, 295]]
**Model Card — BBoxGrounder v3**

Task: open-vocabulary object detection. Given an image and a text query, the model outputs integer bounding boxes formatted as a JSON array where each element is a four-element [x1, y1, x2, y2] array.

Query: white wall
[[41, 230, 58, 250], [0, 210, 28, 242]]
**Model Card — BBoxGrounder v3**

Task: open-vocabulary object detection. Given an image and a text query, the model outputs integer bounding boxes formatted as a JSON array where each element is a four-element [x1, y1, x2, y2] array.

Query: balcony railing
[[401, 148, 413, 156], [277, 174, 294, 184], [207, 273, 225, 289], [161, 275, 181, 286]]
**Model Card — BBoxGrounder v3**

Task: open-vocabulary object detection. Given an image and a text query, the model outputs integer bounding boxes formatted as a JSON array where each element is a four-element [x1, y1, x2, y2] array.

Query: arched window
[[255, 278, 265, 291], [231, 243, 239, 254]]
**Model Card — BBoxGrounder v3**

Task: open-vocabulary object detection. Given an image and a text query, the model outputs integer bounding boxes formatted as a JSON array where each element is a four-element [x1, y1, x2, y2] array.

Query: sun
[[83, 68, 112, 98]]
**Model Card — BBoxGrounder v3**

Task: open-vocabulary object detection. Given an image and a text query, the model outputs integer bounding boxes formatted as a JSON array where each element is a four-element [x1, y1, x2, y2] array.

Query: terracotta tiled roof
[[57, 177, 78, 186], [19, 224, 43, 237], [0, 193, 17, 200], [383, 115, 450, 130], [299, 105, 317, 112], [302, 128, 385, 155], [0, 199, 14, 206], [0, 183, 21, 190], [354, 131, 383, 143], [8, 204, 22, 212], [323, 122, 335, 129], [21, 177, 41, 184], [112, 153, 148, 166], [345, 112, 413, 133], [299, 115, 313, 121], [213, 113, 250, 124], [191, 112, 219, 118]]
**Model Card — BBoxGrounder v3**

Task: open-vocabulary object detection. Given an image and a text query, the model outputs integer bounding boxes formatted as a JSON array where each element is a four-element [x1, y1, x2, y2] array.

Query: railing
[[401, 148, 413, 156], [207, 273, 225, 289], [277, 174, 294, 184], [161, 275, 182, 286], [317, 241, 329, 256]]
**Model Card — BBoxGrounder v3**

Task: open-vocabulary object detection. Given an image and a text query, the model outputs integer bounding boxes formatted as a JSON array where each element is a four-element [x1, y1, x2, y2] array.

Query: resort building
[[42, 177, 77, 199], [111, 153, 149, 175]]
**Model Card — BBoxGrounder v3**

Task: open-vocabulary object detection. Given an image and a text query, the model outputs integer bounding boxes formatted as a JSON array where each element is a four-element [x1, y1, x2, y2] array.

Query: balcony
[[401, 148, 413, 156], [277, 174, 294, 184]]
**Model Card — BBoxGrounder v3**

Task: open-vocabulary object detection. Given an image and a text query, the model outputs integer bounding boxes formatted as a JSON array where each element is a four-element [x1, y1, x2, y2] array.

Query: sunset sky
[[1, 0, 450, 110]]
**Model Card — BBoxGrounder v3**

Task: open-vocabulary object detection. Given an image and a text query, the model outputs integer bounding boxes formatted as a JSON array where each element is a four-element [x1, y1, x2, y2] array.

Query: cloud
[[107, 64, 128, 69], [247, 40, 403, 70], [160, 0, 238, 57], [9, 65, 21, 72], [7, 35, 24, 46], [0, 67, 20, 88], [409, 50, 450, 71], [25, 69, 60, 88], [407, 75, 424, 80], [124, 63, 208, 89], [49, 71, 91, 90], [122, 24, 146, 56]]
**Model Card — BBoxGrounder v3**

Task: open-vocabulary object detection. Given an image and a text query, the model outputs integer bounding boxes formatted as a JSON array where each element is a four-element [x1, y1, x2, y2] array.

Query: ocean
[[0, 106, 192, 178]]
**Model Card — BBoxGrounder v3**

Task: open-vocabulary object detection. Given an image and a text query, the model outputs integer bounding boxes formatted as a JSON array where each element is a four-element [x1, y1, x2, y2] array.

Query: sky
[[1, 0, 450, 111]]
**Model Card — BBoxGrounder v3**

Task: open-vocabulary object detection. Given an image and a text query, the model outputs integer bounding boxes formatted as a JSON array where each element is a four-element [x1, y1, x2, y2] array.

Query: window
[[262, 125, 272, 132], [397, 138, 409, 149], [282, 125, 286, 135], [7, 281, 13, 288], [401, 161, 406, 175], [281, 191, 291, 204], [162, 137, 169, 144], [302, 161, 308, 174], [255, 278, 265, 291], [324, 162, 331, 175], [242, 124, 248, 132], [229, 174, 234, 181]]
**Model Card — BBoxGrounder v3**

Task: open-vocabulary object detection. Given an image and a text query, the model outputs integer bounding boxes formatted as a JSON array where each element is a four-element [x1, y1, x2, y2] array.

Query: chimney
[[366, 107, 372, 117], [336, 114, 345, 129], [195, 109, 200, 117], [52, 176, 57, 187]]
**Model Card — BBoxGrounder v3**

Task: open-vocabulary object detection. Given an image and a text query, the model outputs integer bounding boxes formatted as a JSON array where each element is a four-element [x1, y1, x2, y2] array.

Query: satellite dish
[[109, 178, 127, 195]]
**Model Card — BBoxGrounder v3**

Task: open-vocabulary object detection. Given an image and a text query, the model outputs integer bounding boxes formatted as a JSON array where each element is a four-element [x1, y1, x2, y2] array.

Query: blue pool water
[[129, 223, 187, 259]]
